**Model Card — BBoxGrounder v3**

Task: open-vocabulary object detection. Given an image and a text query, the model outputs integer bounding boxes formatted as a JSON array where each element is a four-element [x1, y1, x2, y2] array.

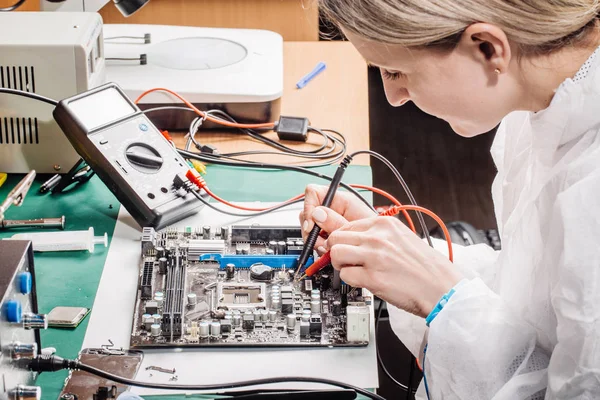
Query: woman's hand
[[315, 206, 462, 318], [299, 184, 375, 253]]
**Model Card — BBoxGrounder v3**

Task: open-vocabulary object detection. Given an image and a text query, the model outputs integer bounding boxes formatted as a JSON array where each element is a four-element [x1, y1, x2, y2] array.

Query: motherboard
[[130, 225, 371, 348]]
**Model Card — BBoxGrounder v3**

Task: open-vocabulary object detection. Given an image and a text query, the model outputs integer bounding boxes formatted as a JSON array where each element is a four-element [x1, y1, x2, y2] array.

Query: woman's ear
[[458, 23, 512, 74]]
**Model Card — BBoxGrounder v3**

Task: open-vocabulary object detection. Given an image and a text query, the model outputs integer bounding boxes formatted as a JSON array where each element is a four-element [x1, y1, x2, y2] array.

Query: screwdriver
[[294, 156, 351, 279]]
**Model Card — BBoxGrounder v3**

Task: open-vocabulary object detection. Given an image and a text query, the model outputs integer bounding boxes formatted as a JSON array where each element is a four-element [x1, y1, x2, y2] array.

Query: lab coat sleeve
[[423, 173, 600, 400], [388, 238, 499, 358]]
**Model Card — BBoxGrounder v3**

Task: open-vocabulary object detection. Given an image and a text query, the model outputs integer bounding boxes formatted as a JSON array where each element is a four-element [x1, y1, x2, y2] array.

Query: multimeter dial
[[125, 143, 164, 173]]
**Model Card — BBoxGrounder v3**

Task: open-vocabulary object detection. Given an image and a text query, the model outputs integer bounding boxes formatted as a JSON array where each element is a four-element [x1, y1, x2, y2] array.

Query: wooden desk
[[172, 41, 371, 165], [99, 0, 320, 41]]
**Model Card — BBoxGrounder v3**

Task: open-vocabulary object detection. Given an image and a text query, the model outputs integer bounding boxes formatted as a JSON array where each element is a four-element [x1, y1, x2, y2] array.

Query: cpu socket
[[217, 282, 266, 310]]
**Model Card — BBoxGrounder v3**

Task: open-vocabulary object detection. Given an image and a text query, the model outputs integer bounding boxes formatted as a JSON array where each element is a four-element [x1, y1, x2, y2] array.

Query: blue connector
[[200, 254, 314, 270]]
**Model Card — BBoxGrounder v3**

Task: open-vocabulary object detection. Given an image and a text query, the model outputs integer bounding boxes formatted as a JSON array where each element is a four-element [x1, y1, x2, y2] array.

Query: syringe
[[6, 227, 108, 252]]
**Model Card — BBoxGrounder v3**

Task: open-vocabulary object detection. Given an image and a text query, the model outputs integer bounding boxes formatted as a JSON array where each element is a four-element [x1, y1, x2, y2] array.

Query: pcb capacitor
[[233, 315, 242, 328], [268, 240, 278, 253], [210, 322, 221, 338], [187, 293, 197, 307], [199, 321, 210, 338], [150, 324, 161, 337], [142, 314, 153, 330], [277, 241, 286, 255], [311, 300, 321, 314], [155, 246, 165, 259], [203, 225, 211, 239], [269, 310, 277, 322], [226, 263, 236, 280], [220, 226, 229, 239], [260, 309, 269, 322], [152, 314, 162, 324], [253, 310, 262, 322], [287, 314, 296, 331]]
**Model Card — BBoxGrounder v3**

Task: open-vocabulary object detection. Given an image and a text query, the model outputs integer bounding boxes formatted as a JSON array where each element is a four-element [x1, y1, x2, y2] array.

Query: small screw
[[73, 25, 79, 29], [53, 164, 62, 171], [60, 394, 77, 400]]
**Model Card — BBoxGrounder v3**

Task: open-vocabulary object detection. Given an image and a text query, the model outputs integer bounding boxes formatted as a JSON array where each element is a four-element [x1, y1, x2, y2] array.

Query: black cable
[[0, 0, 25, 11], [376, 300, 417, 395], [178, 149, 377, 213], [348, 150, 433, 247], [144, 105, 347, 165], [0, 88, 58, 106], [25, 355, 386, 400]]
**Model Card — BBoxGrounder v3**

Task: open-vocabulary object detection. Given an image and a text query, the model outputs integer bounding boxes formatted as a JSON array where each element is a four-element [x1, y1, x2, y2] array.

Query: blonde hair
[[320, 0, 600, 55]]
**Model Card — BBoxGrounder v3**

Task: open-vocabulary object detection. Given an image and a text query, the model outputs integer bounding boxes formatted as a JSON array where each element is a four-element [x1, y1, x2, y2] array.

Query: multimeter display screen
[[68, 86, 136, 131]]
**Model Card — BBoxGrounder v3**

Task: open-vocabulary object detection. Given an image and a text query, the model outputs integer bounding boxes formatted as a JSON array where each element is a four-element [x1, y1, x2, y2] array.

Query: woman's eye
[[382, 69, 405, 81]]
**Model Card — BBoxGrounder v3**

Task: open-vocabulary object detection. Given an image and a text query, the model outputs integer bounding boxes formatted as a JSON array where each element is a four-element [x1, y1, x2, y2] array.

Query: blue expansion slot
[[199, 254, 314, 270]]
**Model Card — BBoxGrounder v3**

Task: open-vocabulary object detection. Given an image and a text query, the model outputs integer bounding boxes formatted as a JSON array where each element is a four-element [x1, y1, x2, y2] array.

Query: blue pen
[[296, 62, 327, 89]]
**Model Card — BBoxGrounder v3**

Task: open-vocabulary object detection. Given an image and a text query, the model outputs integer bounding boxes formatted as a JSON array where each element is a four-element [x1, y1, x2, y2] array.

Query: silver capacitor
[[310, 293, 320, 301], [287, 314, 296, 331], [210, 321, 221, 338], [226, 263, 236, 280], [152, 314, 162, 324], [143, 314, 153, 330], [311, 289, 320, 297], [269, 310, 277, 322], [311, 300, 321, 314], [233, 314, 242, 327], [260, 309, 269, 322], [158, 257, 168, 274], [295, 240, 303, 247], [150, 324, 161, 337], [202, 225, 211, 239], [220, 226, 229, 239], [268, 240, 278, 252], [286, 240, 294, 252], [301, 314, 310, 323], [266, 249, 275, 255], [199, 321, 210, 338], [253, 310, 262, 322], [153, 294, 164, 308], [187, 293, 197, 307], [271, 298, 281, 310], [277, 241, 286, 255]]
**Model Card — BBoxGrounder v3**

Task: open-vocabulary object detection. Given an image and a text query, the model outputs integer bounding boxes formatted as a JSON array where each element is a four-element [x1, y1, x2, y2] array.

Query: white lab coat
[[388, 51, 600, 399]]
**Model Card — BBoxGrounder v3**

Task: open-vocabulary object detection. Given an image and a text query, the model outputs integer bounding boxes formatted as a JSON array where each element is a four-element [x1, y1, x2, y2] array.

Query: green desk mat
[[0, 164, 372, 399]]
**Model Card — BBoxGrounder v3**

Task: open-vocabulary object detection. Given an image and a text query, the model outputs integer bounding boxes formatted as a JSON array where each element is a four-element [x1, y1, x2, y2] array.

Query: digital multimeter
[[53, 83, 205, 230]]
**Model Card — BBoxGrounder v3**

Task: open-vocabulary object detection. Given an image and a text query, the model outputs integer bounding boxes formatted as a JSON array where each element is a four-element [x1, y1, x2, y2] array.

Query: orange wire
[[350, 184, 416, 233], [199, 181, 416, 235], [382, 205, 454, 262], [135, 88, 275, 130]]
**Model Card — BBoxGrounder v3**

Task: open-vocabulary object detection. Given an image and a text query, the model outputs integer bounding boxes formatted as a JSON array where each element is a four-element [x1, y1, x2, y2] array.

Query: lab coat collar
[[530, 46, 600, 149]]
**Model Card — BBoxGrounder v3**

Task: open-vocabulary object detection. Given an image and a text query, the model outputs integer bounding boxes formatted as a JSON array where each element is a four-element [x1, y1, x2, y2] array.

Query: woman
[[300, 1, 600, 398]]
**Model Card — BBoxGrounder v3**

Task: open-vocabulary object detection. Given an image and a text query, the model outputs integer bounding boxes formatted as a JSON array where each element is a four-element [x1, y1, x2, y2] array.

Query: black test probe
[[295, 155, 352, 277]]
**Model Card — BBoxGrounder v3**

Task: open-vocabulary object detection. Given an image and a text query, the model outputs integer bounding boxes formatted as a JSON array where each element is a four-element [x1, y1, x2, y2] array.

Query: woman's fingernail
[[303, 220, 309, 232], [312, 207, 327, 223], [317, 246, 327, 254]]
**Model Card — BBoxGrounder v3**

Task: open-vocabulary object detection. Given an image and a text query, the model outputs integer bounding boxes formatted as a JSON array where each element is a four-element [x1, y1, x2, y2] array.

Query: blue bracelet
[[425, 287, 456, 326]]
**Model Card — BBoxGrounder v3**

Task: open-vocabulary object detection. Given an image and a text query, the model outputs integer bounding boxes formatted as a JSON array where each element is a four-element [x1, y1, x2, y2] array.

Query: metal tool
[[0, 170, 36, 222], [1, 216, 66, 230]]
